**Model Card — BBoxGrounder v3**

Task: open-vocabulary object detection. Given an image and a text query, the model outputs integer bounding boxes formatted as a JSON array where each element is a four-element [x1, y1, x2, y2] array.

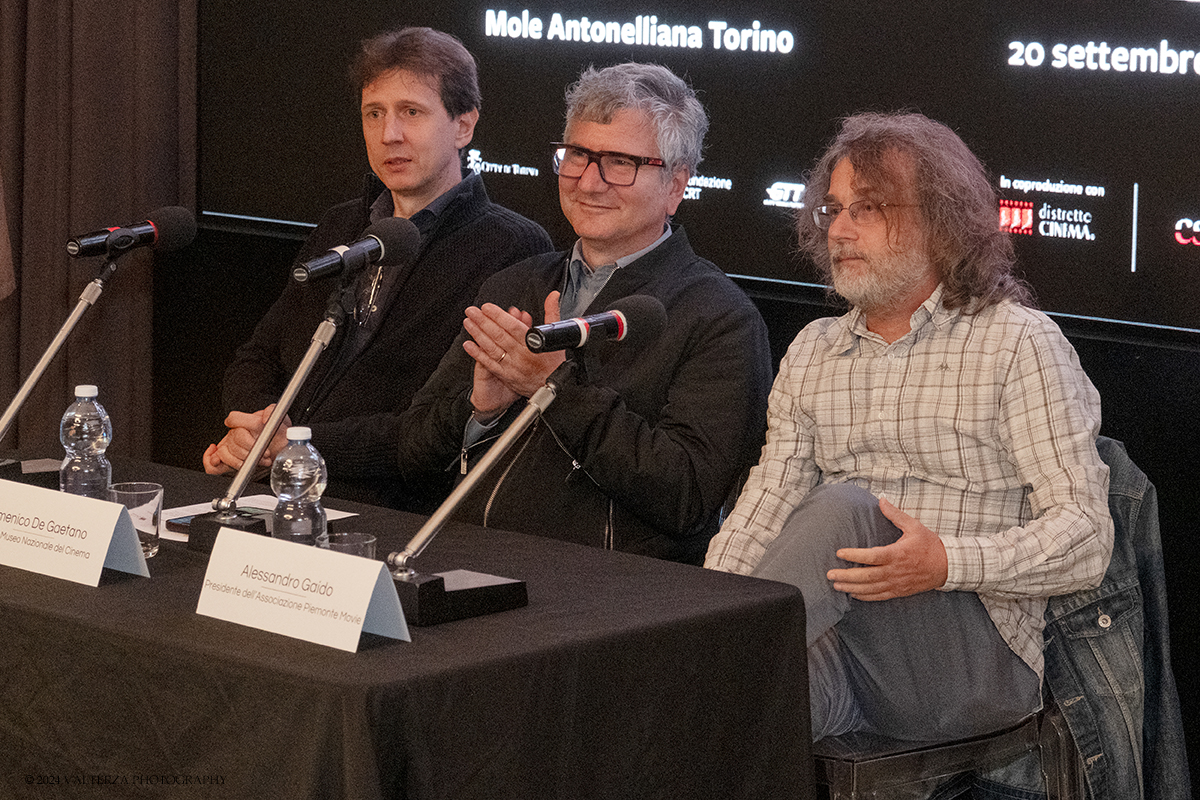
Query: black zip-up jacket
[[397, 227, 772, 564]]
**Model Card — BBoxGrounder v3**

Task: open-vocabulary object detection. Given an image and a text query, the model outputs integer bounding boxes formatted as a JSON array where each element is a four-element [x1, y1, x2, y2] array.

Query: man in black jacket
[[397, 63, 772, 564], [203, 27, 551, 510]]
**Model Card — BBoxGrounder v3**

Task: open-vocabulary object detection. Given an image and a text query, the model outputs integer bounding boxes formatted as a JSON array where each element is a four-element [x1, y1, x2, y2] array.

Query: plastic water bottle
[[270, 426, 327, 546], [59, 384, 112, 498]]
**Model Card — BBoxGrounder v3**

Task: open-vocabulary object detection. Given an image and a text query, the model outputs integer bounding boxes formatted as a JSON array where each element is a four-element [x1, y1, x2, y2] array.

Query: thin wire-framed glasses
[[551, 143, 665, 187], [811, 200, 918, 229]]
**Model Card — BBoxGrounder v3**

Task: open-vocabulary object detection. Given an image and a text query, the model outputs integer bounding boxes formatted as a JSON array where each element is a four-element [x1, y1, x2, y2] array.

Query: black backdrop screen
[[200, 1, 1200, 336]]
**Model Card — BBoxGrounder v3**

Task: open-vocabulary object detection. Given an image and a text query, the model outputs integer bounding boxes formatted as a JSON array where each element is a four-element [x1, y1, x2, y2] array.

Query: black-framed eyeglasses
[[551, 143, 665, 187], [812, 200, 919, 229]]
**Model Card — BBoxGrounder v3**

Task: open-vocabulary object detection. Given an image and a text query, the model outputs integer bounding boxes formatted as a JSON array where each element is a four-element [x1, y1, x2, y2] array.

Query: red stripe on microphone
[[613, 310, 628, 341]]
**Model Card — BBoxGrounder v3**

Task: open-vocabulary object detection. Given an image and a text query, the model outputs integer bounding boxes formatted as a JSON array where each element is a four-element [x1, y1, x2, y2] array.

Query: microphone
[[65, 206, 196, 257], [292, 217, 420, 283], [525, 295, 667, 352]]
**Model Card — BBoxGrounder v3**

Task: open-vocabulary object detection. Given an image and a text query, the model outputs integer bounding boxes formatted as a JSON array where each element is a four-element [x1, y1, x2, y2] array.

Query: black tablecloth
[[0, 459, 812, 799]]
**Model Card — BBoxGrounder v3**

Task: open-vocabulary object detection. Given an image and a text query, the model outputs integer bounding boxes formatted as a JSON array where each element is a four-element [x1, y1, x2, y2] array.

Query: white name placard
[[196, 527, 409, 652], [0, 479, 149, 585]]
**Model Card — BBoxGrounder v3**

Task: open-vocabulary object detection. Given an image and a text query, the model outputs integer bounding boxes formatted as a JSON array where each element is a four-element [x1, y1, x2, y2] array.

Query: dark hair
[[351, 27, 481, 117], [796, 111, 1032, 312], [564, 63, 708, 177]]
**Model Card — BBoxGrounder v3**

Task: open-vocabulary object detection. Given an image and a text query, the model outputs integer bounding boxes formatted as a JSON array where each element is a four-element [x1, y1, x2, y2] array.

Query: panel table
[[0, 459, 812, 799]]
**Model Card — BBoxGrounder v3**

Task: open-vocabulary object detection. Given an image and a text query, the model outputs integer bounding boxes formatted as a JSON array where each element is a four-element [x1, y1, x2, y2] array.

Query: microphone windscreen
[[365, 217, 421, 266], [607, 294, 667, 346], [149, 206, 197, 252]]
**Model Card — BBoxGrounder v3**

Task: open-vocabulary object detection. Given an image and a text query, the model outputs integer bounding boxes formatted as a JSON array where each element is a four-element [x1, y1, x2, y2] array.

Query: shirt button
[[1098, 612, 1112, 629]]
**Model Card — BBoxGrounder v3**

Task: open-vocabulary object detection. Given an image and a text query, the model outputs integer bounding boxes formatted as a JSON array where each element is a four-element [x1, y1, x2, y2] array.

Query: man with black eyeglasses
[[395, 62, 772, 564], [706, 111, 1112, 771]]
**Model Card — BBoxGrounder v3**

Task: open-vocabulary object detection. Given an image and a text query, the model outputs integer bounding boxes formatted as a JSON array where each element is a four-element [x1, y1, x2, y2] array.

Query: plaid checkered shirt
[[705, 285, 1114, 677]]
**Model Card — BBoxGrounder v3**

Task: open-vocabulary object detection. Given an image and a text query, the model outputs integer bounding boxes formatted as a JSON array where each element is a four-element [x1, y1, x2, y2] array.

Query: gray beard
[[830, 245, 931, 314]]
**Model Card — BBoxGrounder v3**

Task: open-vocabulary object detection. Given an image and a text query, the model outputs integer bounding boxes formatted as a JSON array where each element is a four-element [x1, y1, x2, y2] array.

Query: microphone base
[[392, 569, 527, 627], [187, 509, 270, 555]]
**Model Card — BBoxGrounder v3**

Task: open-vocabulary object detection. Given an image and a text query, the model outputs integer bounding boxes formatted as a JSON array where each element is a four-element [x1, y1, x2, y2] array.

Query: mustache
[[829, 244, 865, 264]]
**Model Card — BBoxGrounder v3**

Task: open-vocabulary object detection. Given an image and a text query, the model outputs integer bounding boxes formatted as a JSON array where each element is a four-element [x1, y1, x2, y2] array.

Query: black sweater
[[222, 173, 553, 510]]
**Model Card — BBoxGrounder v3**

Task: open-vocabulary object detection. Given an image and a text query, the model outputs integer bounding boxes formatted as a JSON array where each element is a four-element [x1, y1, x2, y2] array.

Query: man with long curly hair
[[707, 111, 1113, 752]]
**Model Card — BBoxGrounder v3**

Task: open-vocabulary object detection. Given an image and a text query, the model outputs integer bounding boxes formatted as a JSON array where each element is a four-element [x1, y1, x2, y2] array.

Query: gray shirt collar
[[560, 225, 672, 318]]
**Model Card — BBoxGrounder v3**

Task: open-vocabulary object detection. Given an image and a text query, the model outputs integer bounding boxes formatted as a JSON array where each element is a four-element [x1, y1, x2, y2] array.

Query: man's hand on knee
[[827, 497, 949, 601]]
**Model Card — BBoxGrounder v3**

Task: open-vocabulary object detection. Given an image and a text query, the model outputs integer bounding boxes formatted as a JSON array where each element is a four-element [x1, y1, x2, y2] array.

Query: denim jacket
[[1041, 436, 1190, 799]]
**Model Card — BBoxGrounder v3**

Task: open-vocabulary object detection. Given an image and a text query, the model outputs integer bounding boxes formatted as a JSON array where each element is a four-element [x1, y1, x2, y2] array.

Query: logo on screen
[[1176, 219, 1200, 246], [763, 182, 805, 209], [466, 149, 540, 178], [684, 174, 734, 202], [1000, 200, 1033, 235]]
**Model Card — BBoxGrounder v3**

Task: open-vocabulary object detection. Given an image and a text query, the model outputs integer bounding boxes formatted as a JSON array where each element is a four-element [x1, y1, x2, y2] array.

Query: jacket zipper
[[460, 428, 503, 475], [483, 418, 541, 527], [605, 500, 615, 550], [542, 417, 596, 486], [472, 415, 608, 544]]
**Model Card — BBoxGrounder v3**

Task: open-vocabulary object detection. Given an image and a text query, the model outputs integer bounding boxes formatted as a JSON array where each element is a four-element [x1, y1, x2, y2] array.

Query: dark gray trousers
[[752, 483, 1041, 742]]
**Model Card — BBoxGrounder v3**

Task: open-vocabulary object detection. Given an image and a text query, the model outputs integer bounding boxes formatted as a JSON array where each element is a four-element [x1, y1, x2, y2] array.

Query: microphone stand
[[188, 281, 355, 553], [0, 259, 120, 447], [383, 361, 578, 626]]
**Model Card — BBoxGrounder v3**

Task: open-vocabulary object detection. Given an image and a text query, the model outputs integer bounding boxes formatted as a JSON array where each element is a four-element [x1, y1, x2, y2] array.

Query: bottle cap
[[287, 426, 312, 440], [74, 384, 99, 398]]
